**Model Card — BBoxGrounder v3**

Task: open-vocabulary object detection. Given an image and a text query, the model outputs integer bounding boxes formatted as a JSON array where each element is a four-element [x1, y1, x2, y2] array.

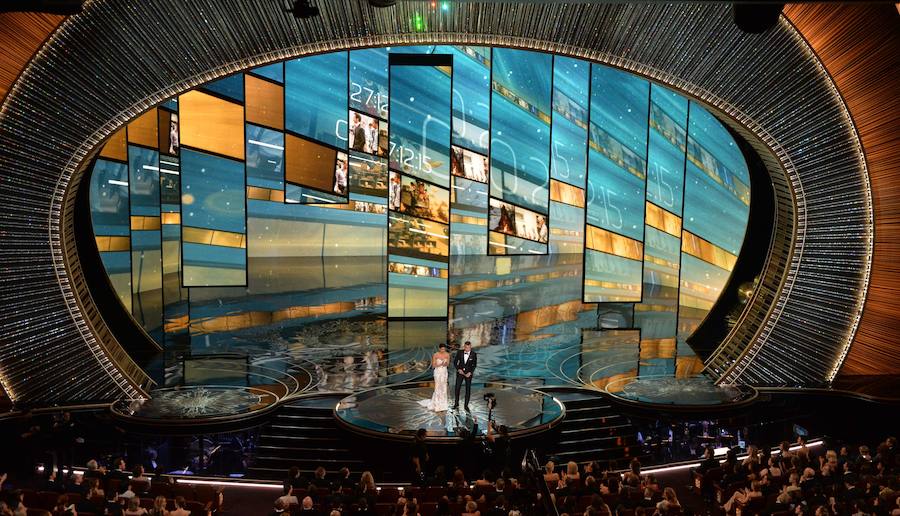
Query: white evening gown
[[419, 357, 449, 412]]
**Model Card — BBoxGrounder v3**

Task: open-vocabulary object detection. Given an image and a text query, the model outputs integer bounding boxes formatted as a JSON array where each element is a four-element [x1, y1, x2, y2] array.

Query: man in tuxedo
[[453, 341, 477, 411]]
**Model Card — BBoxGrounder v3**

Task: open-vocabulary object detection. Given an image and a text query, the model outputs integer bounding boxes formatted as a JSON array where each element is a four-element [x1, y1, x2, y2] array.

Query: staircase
[[541, 388, 643, 469], [246, 394, 361, 479]]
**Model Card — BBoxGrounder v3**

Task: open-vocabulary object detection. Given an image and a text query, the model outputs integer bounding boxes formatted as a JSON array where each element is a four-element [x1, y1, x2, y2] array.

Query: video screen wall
[[88, 45, 750, 384]]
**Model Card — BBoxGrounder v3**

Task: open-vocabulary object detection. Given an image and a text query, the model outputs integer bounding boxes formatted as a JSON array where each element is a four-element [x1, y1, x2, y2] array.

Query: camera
[[483, 392, 496, 409]]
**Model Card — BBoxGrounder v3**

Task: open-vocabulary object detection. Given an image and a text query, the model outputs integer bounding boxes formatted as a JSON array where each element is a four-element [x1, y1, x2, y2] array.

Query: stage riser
[[247, 395, 356, 480], [541, 388, 644, 468]]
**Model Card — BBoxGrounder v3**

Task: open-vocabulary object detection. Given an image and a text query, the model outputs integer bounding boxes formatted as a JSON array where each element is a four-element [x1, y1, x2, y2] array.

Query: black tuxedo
[[453, 349, 477, 408]]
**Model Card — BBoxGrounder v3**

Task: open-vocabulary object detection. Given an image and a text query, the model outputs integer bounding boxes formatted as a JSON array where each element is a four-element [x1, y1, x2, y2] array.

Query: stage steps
[[246, 394, 356, 479], [540, 387, 643, 468]]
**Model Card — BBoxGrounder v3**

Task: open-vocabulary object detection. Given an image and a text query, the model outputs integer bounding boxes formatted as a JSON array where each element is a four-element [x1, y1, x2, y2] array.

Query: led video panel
[[583, 249, 642, 303], [250, 62, 283, 84], [444, 46, 490, 155], [348, 152, 389, 201], [450, 176, 488, 255], [158, 108, 180, 157], [646, 85, 688, 215], [349, 109, 388, 157], [451, 145, 489, 183], [489, 48, 552, 217], [90, 158, 132, 312], [284, 134, 349, 204], [245, 74, 284, 130], [91, 159, 131, 236], [246, 124, 285, 191], [634, 225, 681, 377], [178, 90, 245, 160], [389, 171, 450, 224], [387, 54, 453, 319], [551, 55, 590, 189], [180, 148, 247, 286], [683, 104, 751, 255], [128, 145, 163, 335], [388, 54, 453, 187], [202, 74, 244, 102], [489, 198, 549, 244], [285, 52, 348, 148], [87, 46, 754, 376], [350, 48, 389, 119], [585, 65, 649, 241]]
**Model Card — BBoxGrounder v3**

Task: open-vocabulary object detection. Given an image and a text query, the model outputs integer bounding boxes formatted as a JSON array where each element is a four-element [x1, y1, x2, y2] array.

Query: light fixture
[[286, 0, 320, 19]]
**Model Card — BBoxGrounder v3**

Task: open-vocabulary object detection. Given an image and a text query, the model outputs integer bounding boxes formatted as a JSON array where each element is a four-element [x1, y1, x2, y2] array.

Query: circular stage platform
[[604, 376, 757, 408], [334, 381, 564, 441], [111, 386, 279, 426]]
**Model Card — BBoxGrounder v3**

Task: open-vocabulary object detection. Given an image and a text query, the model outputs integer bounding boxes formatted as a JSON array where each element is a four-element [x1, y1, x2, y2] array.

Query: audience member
[[123, 497, 148, 515], [169, 497, 190, 516], [298, 496, 318, 516], [356, 471, 377, 507], [655, 486, 681, 514], [269, 497, 288, 516], [462, 501, 480, 516], [277, 485, 299, 507], [51, 494, 75, 516], [148, 495, 167, 516]]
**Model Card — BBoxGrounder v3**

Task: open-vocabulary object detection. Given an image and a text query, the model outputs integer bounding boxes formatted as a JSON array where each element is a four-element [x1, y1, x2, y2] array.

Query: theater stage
[[334, 381, 564, 441]]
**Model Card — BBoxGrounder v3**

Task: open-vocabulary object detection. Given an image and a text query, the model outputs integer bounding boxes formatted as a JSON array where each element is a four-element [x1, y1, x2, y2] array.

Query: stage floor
[[334, 381, 564, 440]]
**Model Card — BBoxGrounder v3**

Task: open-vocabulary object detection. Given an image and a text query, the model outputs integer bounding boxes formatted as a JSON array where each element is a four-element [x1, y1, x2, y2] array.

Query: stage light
[[733, 2, 784, 34], [286, 0, 319, 19], [0, 1, 83, 14], [441, 2, 450, 11]]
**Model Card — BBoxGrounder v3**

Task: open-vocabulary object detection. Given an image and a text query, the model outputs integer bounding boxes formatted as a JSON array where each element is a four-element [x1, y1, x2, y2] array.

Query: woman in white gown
[[419, 343, 451, 412]]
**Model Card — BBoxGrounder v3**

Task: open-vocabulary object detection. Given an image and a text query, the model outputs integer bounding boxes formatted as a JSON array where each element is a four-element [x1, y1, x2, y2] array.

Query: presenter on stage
[[452, 341, 477, 411], [419, 343, 451, 412]]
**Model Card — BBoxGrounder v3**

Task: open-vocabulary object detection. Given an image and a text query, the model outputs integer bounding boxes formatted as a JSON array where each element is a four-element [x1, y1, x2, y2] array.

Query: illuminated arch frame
[[0, 1, 871, 403]]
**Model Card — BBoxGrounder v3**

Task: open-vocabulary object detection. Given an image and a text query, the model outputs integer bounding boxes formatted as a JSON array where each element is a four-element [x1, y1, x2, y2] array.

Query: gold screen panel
[[550, 179, 586, 208], [645, 202, 682, 237], [585, 225, 643, 260], [127, 109, 158, 148], [179, 90, 245, 160], [99, 127, 127, 161], [285, 134, 337, 193], [682, 230, 738, 270], [245, 75, 284, 130]]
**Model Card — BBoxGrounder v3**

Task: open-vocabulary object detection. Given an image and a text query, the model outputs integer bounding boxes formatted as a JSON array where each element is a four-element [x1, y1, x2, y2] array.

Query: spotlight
[[732, 2, 784, 34], [286, 0, 319, 19], [0, 0, 84, 14], [369, 0, 397, 7]]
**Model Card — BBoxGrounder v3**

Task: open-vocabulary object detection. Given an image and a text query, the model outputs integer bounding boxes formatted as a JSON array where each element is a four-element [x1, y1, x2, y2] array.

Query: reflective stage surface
[[605, 375, 756, 406], [335, 382, 564, 439], [111, 386, 278, 422], [128, 254, 743, 421]]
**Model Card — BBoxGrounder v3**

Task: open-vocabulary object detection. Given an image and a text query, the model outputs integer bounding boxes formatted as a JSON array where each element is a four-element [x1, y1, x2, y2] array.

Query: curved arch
[[0, 0, 871, 403]]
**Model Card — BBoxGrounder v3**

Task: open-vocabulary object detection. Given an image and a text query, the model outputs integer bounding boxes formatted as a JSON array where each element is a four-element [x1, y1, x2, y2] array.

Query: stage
[[334, 381, 564, 441]]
